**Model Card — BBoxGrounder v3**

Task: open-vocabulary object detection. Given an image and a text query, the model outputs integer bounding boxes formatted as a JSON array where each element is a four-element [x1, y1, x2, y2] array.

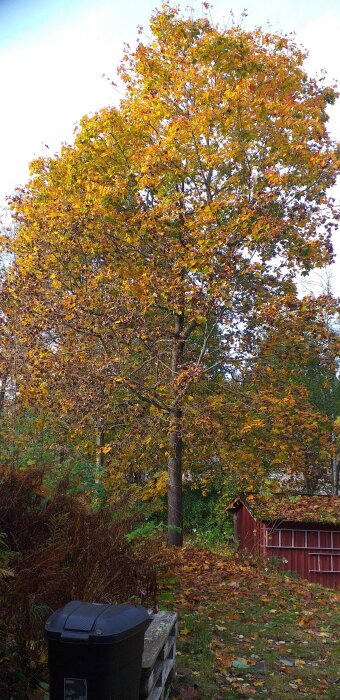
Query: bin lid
[[44, 601, 150, 644]]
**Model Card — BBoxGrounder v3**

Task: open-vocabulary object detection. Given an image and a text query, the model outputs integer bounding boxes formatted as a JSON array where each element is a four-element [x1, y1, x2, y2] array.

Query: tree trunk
[[0, 373, 8, 416], [168, 403, 183, 546], [331, 431, 339, 495], [303, 450, 316, 495], [58, 445, 66, 465], [167, 312, 185, 546], [95, 427, 105, 481]]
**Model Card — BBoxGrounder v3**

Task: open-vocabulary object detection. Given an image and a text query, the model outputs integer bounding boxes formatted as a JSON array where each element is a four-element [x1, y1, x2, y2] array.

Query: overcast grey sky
[[1, 0, 339, 291]]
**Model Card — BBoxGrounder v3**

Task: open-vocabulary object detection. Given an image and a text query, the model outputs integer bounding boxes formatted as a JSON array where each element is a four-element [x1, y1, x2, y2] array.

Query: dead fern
[[0, 467, 162, 698]]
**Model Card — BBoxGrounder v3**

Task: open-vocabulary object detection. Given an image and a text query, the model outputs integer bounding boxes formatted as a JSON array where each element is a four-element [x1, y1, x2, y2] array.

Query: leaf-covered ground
[[159, 546, 339, 699]]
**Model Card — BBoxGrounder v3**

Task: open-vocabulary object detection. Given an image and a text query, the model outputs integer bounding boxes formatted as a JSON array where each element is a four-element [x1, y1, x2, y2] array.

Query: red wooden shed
[[227, 495, 340, 589]]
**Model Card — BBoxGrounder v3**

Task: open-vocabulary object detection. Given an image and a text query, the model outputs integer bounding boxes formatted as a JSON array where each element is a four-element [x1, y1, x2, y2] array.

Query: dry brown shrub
[[0, 467, 163, 698]]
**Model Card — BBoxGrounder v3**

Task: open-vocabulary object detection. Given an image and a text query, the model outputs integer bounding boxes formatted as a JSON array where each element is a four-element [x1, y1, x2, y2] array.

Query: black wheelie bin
[[45, 600, 150, 700]]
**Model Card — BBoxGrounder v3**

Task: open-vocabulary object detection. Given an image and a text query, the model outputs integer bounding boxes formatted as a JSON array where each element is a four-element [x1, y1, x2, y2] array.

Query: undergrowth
[[183, 488, 234, 549]]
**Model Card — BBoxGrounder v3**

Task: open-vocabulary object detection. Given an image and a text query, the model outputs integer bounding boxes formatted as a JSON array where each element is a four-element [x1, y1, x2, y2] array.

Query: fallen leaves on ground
[[160, 545, 339, 699]]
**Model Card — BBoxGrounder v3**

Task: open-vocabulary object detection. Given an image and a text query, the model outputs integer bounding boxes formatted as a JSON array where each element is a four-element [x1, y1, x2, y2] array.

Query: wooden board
[[142, 612, 178, 669], [140, 611, 178, 700]]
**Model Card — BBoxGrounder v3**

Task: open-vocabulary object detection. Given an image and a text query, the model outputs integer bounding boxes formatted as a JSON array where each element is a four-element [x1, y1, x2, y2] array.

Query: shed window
[[265, 528, 339, 550]]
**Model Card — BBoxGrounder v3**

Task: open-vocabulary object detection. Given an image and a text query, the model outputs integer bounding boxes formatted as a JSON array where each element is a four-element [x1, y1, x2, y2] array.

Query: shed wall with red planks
[[234, 503, 340, 589], [264, 521, 340, 590]]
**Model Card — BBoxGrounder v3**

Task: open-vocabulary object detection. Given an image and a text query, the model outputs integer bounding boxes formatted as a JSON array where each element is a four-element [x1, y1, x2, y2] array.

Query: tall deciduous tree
[[4, 4, 339, 544]]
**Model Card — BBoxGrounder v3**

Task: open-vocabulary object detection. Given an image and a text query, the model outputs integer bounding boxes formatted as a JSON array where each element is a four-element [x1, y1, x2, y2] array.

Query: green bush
[[183, 487, 233, 549]]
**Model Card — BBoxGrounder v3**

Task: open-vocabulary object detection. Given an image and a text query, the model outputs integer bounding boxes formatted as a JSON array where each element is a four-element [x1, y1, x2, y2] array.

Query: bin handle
[[60, 631, 90, 643]]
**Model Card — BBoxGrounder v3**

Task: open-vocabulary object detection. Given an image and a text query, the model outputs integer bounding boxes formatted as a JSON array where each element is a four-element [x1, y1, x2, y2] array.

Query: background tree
[[228, 293, 340, 494]]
